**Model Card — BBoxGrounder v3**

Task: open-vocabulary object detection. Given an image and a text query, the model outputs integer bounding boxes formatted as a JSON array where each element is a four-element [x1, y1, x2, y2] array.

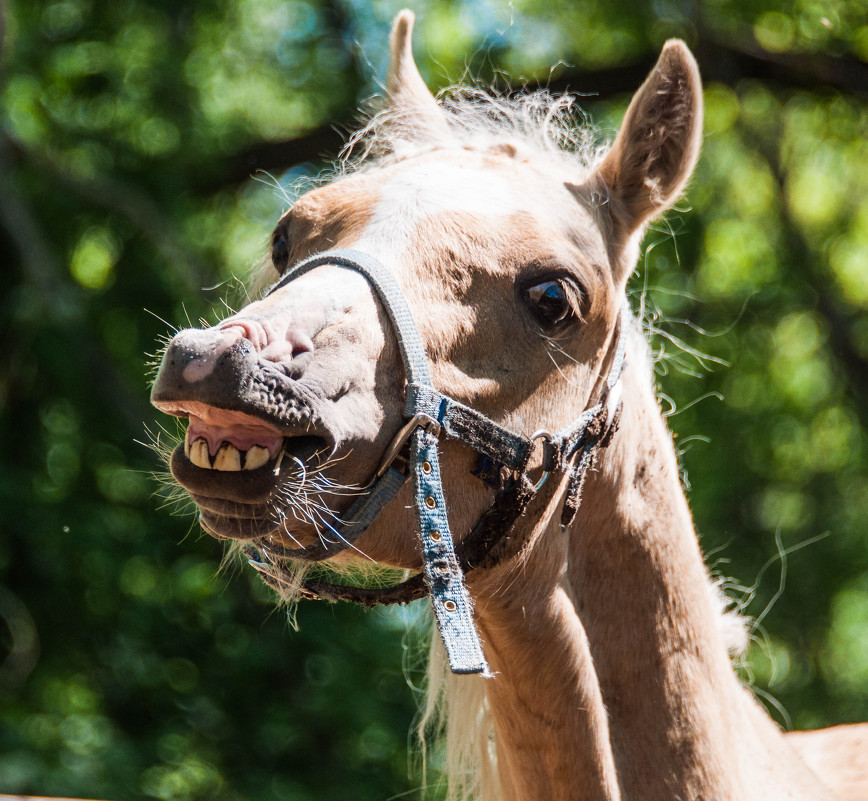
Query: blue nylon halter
[[243, 248, 628, 676], [259, 248, 491, 675]]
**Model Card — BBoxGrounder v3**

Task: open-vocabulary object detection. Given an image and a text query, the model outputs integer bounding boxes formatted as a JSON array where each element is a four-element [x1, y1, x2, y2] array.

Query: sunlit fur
[[250, 89, 606, 282], [340, 86, 605, 178]]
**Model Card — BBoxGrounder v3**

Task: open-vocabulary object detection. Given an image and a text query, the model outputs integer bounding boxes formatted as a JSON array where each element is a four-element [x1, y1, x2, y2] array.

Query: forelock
[[337, 86, 607, 178]]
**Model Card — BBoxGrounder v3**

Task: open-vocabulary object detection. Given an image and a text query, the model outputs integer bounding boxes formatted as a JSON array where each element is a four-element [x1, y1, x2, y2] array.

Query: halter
[[241, 249, 627, 676]]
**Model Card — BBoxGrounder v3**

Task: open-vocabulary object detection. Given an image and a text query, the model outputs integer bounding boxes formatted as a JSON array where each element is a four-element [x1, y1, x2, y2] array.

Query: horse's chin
[[168, 436, 332, 543]]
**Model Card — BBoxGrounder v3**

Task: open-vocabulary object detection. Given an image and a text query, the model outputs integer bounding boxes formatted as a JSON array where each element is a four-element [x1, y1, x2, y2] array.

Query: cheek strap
[[254, 248, 491, 675]]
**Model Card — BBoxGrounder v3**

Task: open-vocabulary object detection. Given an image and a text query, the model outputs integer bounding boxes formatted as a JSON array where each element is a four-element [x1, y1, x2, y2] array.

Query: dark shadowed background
[[1, 1, 866, 799]]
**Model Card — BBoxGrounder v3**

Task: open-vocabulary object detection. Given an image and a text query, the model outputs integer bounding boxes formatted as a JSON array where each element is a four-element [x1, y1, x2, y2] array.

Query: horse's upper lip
[[153, 402, 287, 470], [150, 331, 334, 442], [153, 400, 284, 435]]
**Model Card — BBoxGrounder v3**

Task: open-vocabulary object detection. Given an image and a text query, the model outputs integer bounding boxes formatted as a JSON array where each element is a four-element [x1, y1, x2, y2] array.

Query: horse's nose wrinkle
[[218, 317, 316, 369], [220, 321, 266, 350], [261, 330, 315, 364]]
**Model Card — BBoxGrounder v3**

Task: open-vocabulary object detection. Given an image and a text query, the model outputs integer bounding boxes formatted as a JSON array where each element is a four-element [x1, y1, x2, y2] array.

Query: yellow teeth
[[214, 443, 242, 471], [189, 438, 211, 469], [244, 445, 269, 471], [185, 436, 275, 471]]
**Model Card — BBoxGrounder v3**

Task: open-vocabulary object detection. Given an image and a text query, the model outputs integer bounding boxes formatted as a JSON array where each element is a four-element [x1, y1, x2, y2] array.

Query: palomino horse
[[151, 11, 867, 801]]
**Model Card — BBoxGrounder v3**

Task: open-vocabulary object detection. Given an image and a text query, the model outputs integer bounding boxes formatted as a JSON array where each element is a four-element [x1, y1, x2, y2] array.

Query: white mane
[[339, 86, 607, 176]]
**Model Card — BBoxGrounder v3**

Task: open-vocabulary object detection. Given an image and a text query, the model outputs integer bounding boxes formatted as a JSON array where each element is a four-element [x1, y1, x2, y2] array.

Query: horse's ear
[[386, 10, 450, 137], [596, 40, 702, 236]]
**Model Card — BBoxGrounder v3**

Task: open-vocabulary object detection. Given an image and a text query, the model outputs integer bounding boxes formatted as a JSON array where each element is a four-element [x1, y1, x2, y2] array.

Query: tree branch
[[697, 27, 868, 96], [750, 136, 868, 409], [192, 36, 866, 192]]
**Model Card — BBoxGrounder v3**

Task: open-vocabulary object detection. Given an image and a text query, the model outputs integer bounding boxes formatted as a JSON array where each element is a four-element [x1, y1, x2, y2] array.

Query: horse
[[150, 11, 868, 801]]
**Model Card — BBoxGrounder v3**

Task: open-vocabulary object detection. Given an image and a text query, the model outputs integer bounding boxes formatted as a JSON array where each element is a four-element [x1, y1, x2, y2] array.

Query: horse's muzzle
[[151, 326, 334, 525]]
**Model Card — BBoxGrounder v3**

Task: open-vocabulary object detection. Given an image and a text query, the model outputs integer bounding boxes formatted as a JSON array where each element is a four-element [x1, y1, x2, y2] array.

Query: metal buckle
[[376, 413, 442, 479], [529, 429, 554, 492]]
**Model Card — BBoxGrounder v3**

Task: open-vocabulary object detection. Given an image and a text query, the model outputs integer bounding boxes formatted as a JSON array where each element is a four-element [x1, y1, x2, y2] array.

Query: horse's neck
[[469, 335, 830, 801], [567, 340, 836, 800], [568, 339, 752, 798], [469, 507, 622, 801]]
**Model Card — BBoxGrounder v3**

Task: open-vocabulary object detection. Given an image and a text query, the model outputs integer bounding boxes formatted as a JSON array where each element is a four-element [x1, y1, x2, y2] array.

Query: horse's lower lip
[[198, 508, 278, 540]]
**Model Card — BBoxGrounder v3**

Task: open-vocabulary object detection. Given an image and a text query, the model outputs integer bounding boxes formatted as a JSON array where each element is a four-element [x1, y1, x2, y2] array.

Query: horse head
[[151, 12, 701, 583]]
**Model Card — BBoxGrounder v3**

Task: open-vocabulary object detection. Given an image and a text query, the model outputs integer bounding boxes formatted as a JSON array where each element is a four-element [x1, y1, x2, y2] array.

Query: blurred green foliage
[[0, 1, 866, 799]]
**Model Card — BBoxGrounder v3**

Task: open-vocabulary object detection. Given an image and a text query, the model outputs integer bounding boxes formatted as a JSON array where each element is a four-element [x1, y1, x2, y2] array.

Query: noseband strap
[[242, 248, 628, 676]]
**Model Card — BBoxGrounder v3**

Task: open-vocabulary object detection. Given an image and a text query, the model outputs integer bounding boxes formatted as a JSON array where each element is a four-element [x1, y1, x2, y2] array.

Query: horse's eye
[[271, 234, 289, 273], [525, 279, 577, 326]]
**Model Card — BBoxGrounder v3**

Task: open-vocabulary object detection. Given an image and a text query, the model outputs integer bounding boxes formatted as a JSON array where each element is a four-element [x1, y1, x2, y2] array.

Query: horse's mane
[[337, 85, 606, 176]]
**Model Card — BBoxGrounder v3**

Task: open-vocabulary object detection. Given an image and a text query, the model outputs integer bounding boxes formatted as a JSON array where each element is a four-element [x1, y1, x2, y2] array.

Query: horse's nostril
[[219, 321, 263, 350]]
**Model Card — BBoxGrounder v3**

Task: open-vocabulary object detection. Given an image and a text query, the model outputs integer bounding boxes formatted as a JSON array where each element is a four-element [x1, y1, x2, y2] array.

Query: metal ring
[[375, 412, 441, 479], [529, 429, 554, 492]]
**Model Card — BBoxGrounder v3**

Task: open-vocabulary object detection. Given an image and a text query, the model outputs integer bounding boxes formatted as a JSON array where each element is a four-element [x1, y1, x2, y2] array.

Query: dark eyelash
[[521, 272, 585, 328], [271, 233, 289, 273]]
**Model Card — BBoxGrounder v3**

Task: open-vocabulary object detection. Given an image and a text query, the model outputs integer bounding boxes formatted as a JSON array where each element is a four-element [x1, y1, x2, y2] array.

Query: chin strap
[[242, 249, 629, 676]]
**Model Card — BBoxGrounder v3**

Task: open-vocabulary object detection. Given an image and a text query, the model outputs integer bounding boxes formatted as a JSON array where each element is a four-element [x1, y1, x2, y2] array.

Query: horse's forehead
[[373, 158, 535, 216], [348, 153, 594, 265]]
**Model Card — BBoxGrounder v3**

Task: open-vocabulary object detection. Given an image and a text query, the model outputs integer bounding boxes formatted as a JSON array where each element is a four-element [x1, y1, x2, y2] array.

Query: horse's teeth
[[189, 438, 211, 469], [187, 437, 272, 471], [244, 445, 269, 471], [214, 442, 242, 471]]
